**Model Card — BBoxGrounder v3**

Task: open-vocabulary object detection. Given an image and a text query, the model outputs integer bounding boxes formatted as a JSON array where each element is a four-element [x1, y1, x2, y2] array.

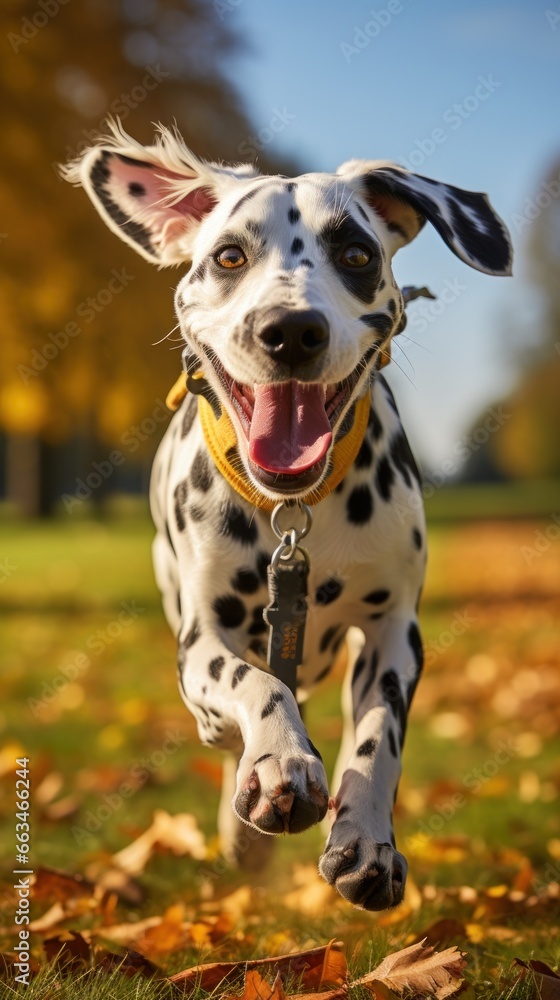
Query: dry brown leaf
[[413, 919, 467, 947], [359, 939, 467, 999], [112, 809, 207, 875], [239, 969, 287, 1000], [91, 915, 164, 946], [300, 939, 348, 990], [32, 866, 95, 903], [43, 930, 91, 971], [512, 958, 560, 1000], [134, 904, 190, 957], [169, 941, 344, 996], [95, 948, 162, 979]]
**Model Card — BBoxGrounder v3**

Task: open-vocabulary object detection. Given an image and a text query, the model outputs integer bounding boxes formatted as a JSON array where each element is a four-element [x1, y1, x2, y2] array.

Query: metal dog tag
[[264, 555, 309, 696]]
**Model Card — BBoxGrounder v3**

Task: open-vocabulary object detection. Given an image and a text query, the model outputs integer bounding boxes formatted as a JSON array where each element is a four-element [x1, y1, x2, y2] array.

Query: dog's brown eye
[[341, 245, 371, 267], [216, 246, 246, 268]]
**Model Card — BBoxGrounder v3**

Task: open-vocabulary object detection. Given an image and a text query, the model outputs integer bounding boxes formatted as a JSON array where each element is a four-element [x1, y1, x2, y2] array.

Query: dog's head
[[64, 122, 512, 501]]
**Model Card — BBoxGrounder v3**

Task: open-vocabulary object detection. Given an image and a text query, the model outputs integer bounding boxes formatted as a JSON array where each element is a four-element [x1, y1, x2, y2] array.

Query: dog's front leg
[[319, 615, 423, 910], [177, 621, 329, 836]]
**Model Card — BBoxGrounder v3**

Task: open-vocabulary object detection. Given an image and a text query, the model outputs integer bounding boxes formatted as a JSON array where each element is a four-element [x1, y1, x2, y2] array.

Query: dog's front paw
[[233, 751, 328, 834], [319, 827, 407, 910]]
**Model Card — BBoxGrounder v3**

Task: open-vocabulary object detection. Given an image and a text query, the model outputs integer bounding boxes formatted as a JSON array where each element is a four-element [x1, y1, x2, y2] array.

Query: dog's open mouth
[[214, 361, 365, 493]]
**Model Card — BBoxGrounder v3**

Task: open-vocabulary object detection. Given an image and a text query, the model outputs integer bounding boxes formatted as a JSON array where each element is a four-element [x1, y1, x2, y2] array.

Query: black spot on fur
[[229, 188, 259, 218], [412, 527, 423, 550], [90, 151, 156, 257], [314, 664, 333, 683], [182, 619, 200, 650], [261, 690, 283, 719], [388, 729, 398, 758], [369, 408, 383, 441], [174, 480, 188, 532], [363, 589, 390, 604], [248, 605, 267, 635], [381, 669, 407, 741], [232, 568, 260, 594], [352, 655, 367, 686], [307, 738, 323, 760], [299, 258, 314, 268], [291, 237, 304, 254], [315, 577, 344, 606], [208, 656, 225, 681], [376, 455, 395, 501], [346, 484, 373, 524], [248, 637, 267, 658], [257, 551, 270, 583], [191, 450, 213, 492], [209, 708, 221, 718], [361, 649, 380, 702], [220, 502, 258, 545], [355, 437, 373, 469], [356, 203, 370, 223], [128, 181, 145, 197], [181, 395, 197, 438], [232, 662, 251, 688], [189, 505, 205, 522], [357, 738, 377, 757], [380, 376, 399, 414], [391, 431, 421, 489], [320, 625, 340, 653], [360, 311, 394, 336], [254, 752, 272, 765], [288, 207, 300, 223], [213, 594, 246, 629], [408, 621, 424, 671]]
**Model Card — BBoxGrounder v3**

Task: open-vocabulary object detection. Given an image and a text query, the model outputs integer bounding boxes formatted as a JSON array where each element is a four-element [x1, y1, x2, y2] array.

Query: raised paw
[[233, 751, 329, 835], [319, 827, 407, 910]]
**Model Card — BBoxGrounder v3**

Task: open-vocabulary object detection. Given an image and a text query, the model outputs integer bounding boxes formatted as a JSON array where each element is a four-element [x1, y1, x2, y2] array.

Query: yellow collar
[[166, 373, 370, 512]]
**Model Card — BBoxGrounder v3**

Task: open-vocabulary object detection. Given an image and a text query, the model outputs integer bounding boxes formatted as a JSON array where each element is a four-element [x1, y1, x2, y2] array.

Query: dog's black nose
[[256, 309, 330, 369]]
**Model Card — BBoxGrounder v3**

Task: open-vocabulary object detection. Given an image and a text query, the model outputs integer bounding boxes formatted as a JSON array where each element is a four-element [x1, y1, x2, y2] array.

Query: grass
[[0, 504, 559, 997]]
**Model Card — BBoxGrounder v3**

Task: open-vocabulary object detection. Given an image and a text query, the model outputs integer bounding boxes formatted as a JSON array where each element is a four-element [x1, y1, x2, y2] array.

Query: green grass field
[[0, 503, 559, 997]]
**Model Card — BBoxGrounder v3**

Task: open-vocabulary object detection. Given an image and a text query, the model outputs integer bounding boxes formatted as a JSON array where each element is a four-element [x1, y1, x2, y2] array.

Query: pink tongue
[[249, 381, 332, 474]]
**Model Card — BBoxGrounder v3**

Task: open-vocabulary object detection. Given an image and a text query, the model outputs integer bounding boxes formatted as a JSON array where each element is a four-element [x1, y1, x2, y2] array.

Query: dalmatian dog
[[64, 123, 511, 910]]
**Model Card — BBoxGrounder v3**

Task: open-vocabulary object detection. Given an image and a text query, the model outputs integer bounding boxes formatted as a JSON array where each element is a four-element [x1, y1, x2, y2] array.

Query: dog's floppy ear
[[337, 159, 512, 276], [61, 121, 253, 266]]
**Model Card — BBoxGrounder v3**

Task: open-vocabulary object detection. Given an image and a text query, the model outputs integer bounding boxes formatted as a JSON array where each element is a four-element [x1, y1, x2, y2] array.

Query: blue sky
[[226, 0, 559, 470]]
